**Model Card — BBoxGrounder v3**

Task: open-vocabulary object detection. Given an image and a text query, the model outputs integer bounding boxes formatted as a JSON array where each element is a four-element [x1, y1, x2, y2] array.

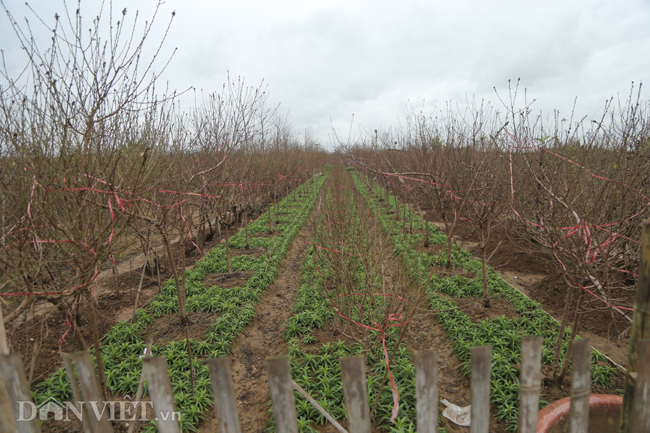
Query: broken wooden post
[[72, 351, 114, 433], [415, 350, 438, 433], [518, 336, 542, 433], [142, 356, 181, 433], [470, 345, 491, 433], [61, 353, 94, 433], [340, 356, 371, 433], [568, 338, 591, 433], [266, 356, 298, 433], [208, 358, 242, 433], [0, 353, 36, 433], [631, 339, 650, 432]]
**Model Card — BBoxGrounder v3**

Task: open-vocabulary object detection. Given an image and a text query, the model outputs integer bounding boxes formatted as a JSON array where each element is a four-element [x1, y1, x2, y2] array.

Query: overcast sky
[[2, 0, 649, 149]]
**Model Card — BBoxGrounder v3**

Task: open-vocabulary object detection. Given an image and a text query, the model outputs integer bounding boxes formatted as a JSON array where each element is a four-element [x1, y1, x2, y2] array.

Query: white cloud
[[2, 0, 649, 149]]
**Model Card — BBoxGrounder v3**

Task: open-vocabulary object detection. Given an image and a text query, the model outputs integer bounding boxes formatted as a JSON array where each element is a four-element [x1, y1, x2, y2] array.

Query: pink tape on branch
[[308, 241, 408, 422], [331, 292, 410, 423], [358, 154, 641, 314], [59, 313, 71, 353]]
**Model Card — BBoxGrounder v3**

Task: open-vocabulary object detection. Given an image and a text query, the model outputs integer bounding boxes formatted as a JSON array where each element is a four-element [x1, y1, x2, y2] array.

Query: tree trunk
[[83, 290, 107, 399], [244, 209, 250, 249], [159, 226, 187, 324], [180, 232, 188, 316], [480, 221, 492, 307], [552, 288, 574, 376], [556, 289, 584, 383], [153, 249, 162, 294], [226, 223, 232, 274], [424, 218, 429, 248], [49, 296, 88, 351], [206, 213, 214, 240], [445, 221, 453, 269], [481, 242, 490, 308], [112, 260, 120, 300], [199, 222, 205, 251]]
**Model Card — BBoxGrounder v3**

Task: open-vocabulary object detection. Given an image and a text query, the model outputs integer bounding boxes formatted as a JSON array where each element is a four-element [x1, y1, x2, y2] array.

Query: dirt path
[[355, 188, 523, 431], [199, 216, 317, 433], [199, 178, 501, 433], [371, 206, 475, 432]]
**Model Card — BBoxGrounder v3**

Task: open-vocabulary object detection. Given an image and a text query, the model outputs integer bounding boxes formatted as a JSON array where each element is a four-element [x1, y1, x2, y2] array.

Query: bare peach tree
[[506, 86, 650, 379], [0, 0, 176, 396]]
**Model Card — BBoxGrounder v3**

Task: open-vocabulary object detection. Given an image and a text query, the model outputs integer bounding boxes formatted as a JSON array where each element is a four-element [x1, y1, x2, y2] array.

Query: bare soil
[[198, 220, 315, 433], [456, 297, 519, 323], [4, 226, 243, 391], [374, 203, 500, 432], [416, 207, 631, 370], [142, 312, 219, 346], [376, 197, 627, 432], [204, 271, 255, 290]]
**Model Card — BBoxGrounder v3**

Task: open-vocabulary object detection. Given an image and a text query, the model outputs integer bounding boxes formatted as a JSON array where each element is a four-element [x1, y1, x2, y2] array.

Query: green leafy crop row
[[351, 170, 618, 432], [32, 174, 327, 432], [268, 180, 423, 433]]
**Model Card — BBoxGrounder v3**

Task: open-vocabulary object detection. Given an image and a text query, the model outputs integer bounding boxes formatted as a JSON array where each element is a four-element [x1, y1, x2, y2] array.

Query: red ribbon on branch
[[332, 292, 410, 423], [307, 241, 409, 422], [359, 147, 644, 314]]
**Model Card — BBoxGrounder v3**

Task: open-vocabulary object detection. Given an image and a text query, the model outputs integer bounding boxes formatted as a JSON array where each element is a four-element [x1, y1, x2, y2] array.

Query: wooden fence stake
[[61, 353, 94, 433], [620, 219, 650, 432], [0, 353, 37, 433], [208, 358, 242, 433], [73, 351, 114, 433], [340, 356, 371, 433], [415, 350, 438, 433], [631, 339, 650, 432], [0, 304, 8, 354], [568, 338, 591, 433], [0, 374, 17, 433], [127, 338, 154, 433], [470, 345, 491, 433], [142, 356, 181, 433], [267, 356, 298, 433], [518, 336, 542, 433], [0, 294, 18, 433]]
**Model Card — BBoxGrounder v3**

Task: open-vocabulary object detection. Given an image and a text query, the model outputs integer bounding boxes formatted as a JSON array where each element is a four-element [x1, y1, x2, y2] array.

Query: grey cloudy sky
[[2, 0, 649, 149]]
